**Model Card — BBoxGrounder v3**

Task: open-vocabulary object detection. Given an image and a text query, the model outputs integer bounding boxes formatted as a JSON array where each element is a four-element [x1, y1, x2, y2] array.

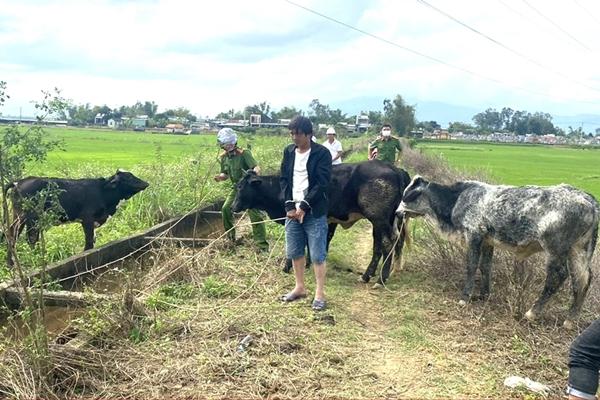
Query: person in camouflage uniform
[[368, 124, 402, 164], [214, 128, 268, 250]]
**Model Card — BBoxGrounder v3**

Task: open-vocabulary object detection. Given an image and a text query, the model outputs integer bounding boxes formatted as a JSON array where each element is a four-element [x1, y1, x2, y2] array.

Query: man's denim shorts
[[285, 214, 328, 263]]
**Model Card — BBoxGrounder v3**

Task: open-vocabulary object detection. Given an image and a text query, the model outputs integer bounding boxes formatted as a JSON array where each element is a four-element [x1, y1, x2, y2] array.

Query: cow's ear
[[107, 174, 120, 188], [413, 175, 428, 187]]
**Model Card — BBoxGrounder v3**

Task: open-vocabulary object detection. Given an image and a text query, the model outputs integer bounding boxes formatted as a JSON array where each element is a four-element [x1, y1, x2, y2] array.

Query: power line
[[283, 0, 583, 102], [572, 0, 600, 32], [521, 0, 592, 52], [284, 0, 600, 107], [415, 0, 600, 94], [496, 0, 574, 45]]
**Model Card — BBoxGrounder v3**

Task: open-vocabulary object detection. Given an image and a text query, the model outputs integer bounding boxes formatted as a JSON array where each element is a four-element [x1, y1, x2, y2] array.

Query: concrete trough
[[0, 201, 224, 308]]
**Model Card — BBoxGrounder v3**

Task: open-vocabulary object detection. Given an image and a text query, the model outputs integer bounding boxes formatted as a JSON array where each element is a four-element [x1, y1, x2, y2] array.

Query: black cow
[[397, 176, 599, 328], [231, 160, 411, 285], [5, 169, 149, 254]]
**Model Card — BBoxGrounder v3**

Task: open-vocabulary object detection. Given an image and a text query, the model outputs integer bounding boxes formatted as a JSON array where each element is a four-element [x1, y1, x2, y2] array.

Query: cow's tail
[[587, 202, 599, 263], [3, 182, 15, 197]]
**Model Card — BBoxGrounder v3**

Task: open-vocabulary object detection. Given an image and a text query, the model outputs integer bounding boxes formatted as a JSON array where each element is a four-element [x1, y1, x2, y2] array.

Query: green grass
[[30, 126, 279, 175], [3, 128, 597, 276], [0, 126, 373, 278], [416, 140, 600, 198], [2, 128, 596, 398]]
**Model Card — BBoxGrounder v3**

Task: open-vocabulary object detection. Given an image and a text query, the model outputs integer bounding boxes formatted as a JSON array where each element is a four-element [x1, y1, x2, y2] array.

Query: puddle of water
[[2, 305, 84, 341], [0, 214, 224, 342]]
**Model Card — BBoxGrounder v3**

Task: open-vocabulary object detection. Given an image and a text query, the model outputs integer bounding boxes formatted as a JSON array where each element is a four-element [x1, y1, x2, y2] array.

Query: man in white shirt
[[322, 127, 343, 165], [279, 116, 332, 311]]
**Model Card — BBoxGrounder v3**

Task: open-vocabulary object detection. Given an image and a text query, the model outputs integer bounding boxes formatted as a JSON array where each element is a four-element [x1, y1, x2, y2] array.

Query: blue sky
[[1, 0, 600, 123]]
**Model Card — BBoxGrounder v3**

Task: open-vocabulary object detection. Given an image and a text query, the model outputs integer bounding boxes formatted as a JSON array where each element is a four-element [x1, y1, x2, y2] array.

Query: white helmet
[[217, 128, 237, 145], [326, 127, 336, 135]]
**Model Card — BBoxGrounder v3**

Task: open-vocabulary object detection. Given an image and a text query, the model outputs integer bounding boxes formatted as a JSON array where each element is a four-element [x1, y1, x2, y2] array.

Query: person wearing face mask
[[368, 124, 402, 164], [214, 128, 268, 251]]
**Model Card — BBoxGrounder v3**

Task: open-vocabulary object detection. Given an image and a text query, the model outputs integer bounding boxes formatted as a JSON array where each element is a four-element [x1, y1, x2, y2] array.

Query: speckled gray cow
[[397, 176, 599, 328]]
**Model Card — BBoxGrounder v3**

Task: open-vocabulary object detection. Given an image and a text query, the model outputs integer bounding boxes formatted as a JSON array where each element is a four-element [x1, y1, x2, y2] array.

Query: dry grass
[[0, 143, 598, 399], [400, 138, 491, 184]]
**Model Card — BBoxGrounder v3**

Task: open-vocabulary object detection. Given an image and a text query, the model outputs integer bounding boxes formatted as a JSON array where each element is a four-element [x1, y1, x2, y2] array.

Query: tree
[[154, 107, 197, 126], [472, 108, 502, 133], [143, 101, 158, 118], [416, 120, 440, 132], [214, 109, 244, 120], [67, 103, 96, 125], [1, 83, 67, 375], [567, 126, 585, 139], [383, 95, 415, 136], [500, 107, 514, 131], [328, 107, 347, 125], [308, 99, 331, 125], [271, 106, 301, 120], [215, 111, 231, 120], [448, 121, 476, 134], [527, 112, 556, 135], [367, 110, 383, 132], [509, 110, 529, 135], [258, 101, 270, 117]]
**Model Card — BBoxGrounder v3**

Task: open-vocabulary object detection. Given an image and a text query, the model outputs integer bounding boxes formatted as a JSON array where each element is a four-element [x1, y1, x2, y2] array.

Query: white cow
[[397, 176, 599, 328]]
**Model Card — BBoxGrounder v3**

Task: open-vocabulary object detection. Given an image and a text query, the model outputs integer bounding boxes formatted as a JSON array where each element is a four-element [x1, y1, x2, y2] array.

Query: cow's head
[[107, 169, 149, 199], [396, 175, 431, 218], [231, 170, 261, 213]]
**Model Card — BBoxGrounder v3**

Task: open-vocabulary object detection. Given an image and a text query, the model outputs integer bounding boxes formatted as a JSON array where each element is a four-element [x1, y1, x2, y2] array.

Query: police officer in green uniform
[[368, 124, 402, 164], [214, 128, 268, 251]]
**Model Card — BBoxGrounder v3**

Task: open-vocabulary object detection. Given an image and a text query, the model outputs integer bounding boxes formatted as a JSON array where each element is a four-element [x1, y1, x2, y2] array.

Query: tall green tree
[[473, 108, 502, 132], [367, 110, 383, 131], [508, 110, 529, 135], [500, 107, 514, 131], [143, 101, 158, 118], [308, 99, 330, 125], [383, 95, 415, 136], [527, 112, 556, 135]]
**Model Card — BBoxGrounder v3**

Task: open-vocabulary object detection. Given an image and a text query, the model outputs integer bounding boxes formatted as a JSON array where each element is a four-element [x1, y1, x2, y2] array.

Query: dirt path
[[343, 223, 429, 398], [336, 220, 572, 399]]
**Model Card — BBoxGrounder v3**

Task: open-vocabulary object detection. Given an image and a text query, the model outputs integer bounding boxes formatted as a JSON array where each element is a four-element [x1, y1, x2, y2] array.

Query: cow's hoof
[[563, 319, 575, 330], [371, 283, 383, 290], [524, 309, 536, 321], [458, 299, 467, 307], [359, 274, 370, 283], [477, 293, 490, 302]]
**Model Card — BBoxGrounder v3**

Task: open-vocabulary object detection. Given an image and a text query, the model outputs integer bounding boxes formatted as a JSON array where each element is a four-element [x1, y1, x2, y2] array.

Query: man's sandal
[[280, 292, 307, 302]]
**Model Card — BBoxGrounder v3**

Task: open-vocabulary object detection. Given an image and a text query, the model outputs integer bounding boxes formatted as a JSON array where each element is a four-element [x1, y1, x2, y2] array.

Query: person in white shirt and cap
[[322, 127, 343, 165]]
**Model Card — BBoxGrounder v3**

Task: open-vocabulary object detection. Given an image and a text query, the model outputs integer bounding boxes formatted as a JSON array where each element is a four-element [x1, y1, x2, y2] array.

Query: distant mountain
[[412, 101, 479, 127], [331, 96, 479, 127], [330, 96, 386, 116], [331, 96, 600, 133], [551, 114, 600, 133]]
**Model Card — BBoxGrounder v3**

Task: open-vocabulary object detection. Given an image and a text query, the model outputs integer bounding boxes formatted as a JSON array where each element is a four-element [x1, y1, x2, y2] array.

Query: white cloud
[[1, 0, 599, 120]]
